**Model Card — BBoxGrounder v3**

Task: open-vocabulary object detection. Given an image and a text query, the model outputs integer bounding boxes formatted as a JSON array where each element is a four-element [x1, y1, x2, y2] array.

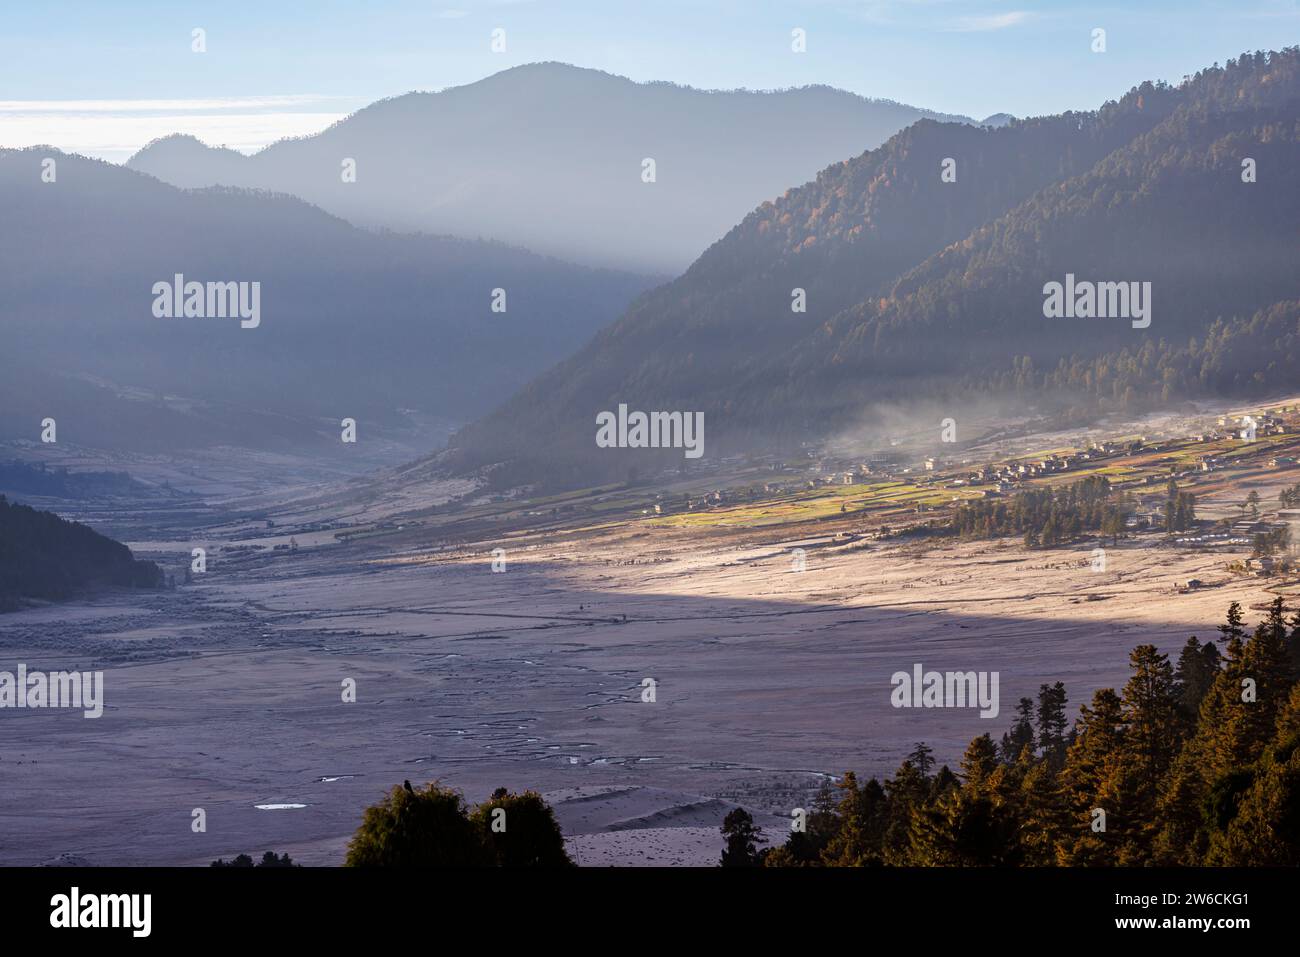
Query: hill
[[126, 63, 976, 273], [0, 149, 652, 454], [438, 49, 1300, 489], [0, 495, 163, 609]]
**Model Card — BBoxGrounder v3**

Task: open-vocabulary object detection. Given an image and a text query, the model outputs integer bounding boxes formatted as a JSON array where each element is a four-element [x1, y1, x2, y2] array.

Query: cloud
[[946, 10, 1034, 32], [0, 94, 351, 114], [0, 95, 356, 163], [830, 1, 1034, 31]]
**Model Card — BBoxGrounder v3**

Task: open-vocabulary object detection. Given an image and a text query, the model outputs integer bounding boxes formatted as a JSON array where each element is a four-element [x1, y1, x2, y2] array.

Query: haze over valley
[[5, 25, 1300, 873]]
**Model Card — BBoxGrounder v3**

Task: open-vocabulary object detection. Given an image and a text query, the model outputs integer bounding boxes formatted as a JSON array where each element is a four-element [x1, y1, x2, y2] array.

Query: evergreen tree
[[960, 734, 1001, 796], [1036, 682, 1069, 770], [908, 741, 936, 777], [1218, 601, 1247, 644], [719, 807, 764, 867], [909, 735, 1022, 866], [880, 759, 931, 864], [1058, 688, 1124, 865], [1017, 749, 1067, 865], [999, 697, 1036, 763], [1173, 636, 1220, 725], [1107, 645, 1183, 862], [820, 771, 886, 866]]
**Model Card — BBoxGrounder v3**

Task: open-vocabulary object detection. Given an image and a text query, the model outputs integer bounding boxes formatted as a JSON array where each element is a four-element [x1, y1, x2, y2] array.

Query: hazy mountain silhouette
[[126, 62, 976, 273], [438, 49, 1300, 489], [0, 149, 652, 454]]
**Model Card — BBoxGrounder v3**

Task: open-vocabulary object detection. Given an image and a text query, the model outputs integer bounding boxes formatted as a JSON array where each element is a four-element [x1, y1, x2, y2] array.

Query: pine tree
[[1173, 636, 1220, 725], [1233, 603, 1295, 754], [1207, 683, 1300, 865], [768, 777, 845, 867], [1120, 645, 1183, 796], [881, 759, 930, 864], [1218, 601, 1247, 644], [960, 734, 1001, 796], [820, 771, 886, 866], [1057, 688, 1124, 865], [1000, 697, 1036, 763], [1152, 740, 1210, 865], [908, 741, 936, 778], [1106, 645, 1183, 862], [719, 807, 764, 867], [1036, 682, 1069, 770], [908, 735, 1023, 866], [1017, 748, 1067, 865]]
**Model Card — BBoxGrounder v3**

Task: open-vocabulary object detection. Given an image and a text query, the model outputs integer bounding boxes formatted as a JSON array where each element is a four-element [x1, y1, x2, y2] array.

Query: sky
[[1, 0, 1295, 162]]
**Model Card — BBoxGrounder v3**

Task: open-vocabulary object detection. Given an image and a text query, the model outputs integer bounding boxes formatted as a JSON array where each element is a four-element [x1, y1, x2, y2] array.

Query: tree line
[[722, 599, 1300, 866], [951, 475, 1133, 547]]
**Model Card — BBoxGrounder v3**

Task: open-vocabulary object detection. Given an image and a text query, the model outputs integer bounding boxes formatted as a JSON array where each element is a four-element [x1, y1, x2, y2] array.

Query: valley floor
[[0, 502, 1281, 865]]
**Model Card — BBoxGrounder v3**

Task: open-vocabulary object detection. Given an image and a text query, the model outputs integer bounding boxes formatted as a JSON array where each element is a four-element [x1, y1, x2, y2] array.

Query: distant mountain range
[[0, 149, 652, 454], [437, 49, 1300, 490], [126, 63, 988, 274]]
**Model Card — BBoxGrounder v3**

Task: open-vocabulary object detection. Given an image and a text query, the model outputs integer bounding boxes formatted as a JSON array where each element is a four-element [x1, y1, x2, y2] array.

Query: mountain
[[0, 149, 653, 455], [0, 495, 163, 609], [126, 63, 976, 274], [437, 49, 1300, 489]]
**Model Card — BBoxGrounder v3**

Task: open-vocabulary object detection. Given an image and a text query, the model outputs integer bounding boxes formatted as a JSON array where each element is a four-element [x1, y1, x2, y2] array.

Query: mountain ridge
[[126, 62, 986, 273], [0, 147, 654, 454], [435, 48, 1300, 490]]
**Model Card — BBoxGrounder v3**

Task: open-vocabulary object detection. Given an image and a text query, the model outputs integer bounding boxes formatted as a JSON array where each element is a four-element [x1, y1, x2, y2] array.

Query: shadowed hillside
[[0, 149, 653, 454], [0, 495, 163, 609], [439, 49, 1300, 490]]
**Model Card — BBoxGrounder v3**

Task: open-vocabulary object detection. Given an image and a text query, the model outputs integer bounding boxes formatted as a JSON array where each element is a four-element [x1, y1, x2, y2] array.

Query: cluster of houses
[[1215, 411, 1289, 436], [645, 408, 1300, 520], [937, 443, 1145, 490]]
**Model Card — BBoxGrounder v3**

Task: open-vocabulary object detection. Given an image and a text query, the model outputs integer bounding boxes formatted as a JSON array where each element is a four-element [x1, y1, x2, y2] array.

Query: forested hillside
[[0, 149, 651, 453], [0, 495, 163, 610], [442, 49, 1300, 490]]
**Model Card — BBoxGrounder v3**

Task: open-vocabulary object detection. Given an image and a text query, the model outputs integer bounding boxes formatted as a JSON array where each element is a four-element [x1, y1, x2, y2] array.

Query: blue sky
[[2, 0, 1295, 160]]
